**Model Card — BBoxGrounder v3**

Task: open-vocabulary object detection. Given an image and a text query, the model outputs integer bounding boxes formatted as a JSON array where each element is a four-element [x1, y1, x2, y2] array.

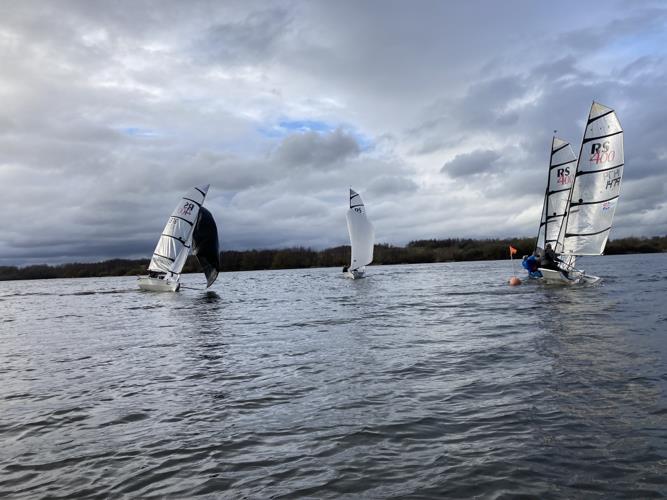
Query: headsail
[[148, 185, 210, 278], [561, 102, 624, 255], [346, 188, 374, 270], [537, 137, 577, 253], [192, 206, 221, 288]]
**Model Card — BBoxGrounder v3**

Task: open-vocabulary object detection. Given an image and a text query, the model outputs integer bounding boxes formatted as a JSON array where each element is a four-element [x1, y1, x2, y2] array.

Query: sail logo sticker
[[556, 167, 573, 185], [602, 201, 612, 211], [590, 141, 616, 165], [179, 202, 195, 216]]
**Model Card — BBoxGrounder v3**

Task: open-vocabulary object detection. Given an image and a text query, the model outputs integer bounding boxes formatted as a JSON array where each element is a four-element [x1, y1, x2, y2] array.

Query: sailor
[[522, 253, 542, 278], [342, 265, 349, 273], [522, 254, 539, 273], [541, 244, 564, 272]]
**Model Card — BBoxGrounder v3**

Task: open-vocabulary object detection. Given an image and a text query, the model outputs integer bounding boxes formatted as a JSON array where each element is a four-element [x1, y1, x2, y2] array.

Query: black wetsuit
[[541, 247, 561, 271]]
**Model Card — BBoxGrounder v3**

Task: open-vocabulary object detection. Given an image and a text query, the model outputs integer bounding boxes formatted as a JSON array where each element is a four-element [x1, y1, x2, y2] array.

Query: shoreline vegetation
[[1, 236, 666, 282]]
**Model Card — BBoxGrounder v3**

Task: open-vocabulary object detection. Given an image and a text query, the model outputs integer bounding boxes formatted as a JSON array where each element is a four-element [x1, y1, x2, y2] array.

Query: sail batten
[[570, 195, 619, 207], [582, 130, 623, 143], [576, 163, 624, 176]]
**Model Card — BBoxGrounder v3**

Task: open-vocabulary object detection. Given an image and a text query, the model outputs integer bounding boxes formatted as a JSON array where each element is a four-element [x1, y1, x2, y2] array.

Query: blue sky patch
[[119, 127, 158, 138], [278, 119, 335, 133]]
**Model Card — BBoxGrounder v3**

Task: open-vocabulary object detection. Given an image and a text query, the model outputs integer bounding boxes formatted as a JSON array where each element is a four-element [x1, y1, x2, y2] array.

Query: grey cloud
[[196, 7, 291, 64], [441, 150, 501, 178], [409, 75, 532, 155], [367, 176, 418, 197], [167, 152, 271, 193], [617, 175, 666, 214], [275, 128, 361, 168], [555, 6, 667, 54]]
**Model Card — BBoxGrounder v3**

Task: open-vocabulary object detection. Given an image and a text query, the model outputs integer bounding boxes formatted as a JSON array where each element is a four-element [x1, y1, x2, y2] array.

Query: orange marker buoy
[[509, 276, 522, 286]]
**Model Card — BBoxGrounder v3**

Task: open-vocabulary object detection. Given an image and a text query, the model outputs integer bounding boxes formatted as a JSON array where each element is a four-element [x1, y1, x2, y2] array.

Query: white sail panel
[[562, 103, 623, 255], [537, 137, 577, 252], [169, 231, 194, 277], [346, 189, 374, 269], [349, 189, 366, 215], [148, 185, 209, 275], [589, 101, 613, 121]]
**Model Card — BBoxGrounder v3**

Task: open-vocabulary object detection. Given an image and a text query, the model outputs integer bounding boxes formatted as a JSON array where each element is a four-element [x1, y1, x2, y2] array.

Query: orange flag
[[509, 245, 517, 256]]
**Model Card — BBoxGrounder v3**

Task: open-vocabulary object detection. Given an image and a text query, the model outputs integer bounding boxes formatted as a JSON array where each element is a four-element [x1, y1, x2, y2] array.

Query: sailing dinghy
[[344, 188, 374, 279], [538, 102, 624, 284], [532, 136, 578, 282], [138, 185, 221, 292]]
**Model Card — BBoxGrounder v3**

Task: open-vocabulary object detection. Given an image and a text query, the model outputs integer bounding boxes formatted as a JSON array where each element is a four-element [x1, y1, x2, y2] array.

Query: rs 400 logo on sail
[[590, 141, 616, 164], [179, 202, 195, 216]]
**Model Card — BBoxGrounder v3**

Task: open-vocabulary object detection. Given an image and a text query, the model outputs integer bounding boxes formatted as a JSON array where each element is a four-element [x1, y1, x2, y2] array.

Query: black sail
[[192, 207, 221, 287]]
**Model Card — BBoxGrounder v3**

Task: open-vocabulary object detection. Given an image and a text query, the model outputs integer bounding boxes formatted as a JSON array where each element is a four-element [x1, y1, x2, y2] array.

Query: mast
[[543, 135, 555, 248]]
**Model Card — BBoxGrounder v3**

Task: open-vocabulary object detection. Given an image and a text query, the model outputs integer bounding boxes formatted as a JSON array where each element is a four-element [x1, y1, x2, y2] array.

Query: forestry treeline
[[1, 236, 666, 281]]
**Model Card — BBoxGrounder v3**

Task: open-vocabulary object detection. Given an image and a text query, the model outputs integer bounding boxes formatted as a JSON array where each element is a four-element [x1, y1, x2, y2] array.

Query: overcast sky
[[1, 0, 666, 265]]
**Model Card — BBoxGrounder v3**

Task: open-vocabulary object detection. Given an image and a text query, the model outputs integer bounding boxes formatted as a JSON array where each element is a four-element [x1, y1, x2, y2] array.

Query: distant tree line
[[1, 235, 666, 281]]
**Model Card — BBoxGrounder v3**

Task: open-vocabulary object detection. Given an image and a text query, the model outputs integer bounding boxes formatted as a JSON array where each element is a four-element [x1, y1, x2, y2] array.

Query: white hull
[[538, 268, 575, 284], [536, 268, 601, 285], [137, 276, 180, 292], [345, 269, 366, 279]]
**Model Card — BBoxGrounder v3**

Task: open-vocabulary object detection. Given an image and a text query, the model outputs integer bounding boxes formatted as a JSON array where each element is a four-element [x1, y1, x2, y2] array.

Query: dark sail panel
[[192, 207, 221, 287]]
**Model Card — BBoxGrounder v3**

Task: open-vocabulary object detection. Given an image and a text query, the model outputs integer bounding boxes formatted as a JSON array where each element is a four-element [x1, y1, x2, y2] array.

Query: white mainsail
[[537, 137, 577, 253], [561, 102, 624, 256], [148, 185, 210, 278], [346, 188, 374, 270]]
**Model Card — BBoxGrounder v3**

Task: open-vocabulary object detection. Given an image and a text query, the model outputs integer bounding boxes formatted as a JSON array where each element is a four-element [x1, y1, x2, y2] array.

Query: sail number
[[603, 168, 621, 190], [590, 141, 616, 165], [354, 207, 362, 213]]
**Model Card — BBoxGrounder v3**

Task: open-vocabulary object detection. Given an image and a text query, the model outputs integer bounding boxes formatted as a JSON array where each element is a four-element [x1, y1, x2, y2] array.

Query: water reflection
[[1, 257, 666, 498], [530, 279, 663, 492], [199, 290, 221, 303]]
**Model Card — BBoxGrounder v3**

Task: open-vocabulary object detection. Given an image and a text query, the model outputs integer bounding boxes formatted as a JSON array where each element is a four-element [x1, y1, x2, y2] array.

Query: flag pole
[[508, 245, 521, 286]]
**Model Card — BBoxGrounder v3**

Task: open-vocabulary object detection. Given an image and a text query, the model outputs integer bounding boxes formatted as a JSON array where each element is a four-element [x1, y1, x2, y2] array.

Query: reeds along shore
[[2, 236, 666, 281]]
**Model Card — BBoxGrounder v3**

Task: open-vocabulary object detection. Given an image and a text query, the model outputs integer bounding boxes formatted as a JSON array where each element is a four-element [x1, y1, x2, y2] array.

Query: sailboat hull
[[137, 276, 180, 292], [536, 268, 601, 285], [537, 268, 577, 284]]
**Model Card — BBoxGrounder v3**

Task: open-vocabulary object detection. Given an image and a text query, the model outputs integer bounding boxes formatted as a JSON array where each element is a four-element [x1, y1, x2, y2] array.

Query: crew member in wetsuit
[[541, 243, 567, 276], [342, 265, 349, 273], [522, 254, 539, 272], [522, 253, 542, 278]]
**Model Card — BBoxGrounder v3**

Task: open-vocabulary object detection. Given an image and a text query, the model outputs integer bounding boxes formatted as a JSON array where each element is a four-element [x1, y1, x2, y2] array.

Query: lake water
[[1, 254, 666, 498]]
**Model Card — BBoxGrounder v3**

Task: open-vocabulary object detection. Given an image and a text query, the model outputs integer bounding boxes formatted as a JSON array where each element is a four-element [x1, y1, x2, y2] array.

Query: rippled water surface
[[1, 255, 666, 498]]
